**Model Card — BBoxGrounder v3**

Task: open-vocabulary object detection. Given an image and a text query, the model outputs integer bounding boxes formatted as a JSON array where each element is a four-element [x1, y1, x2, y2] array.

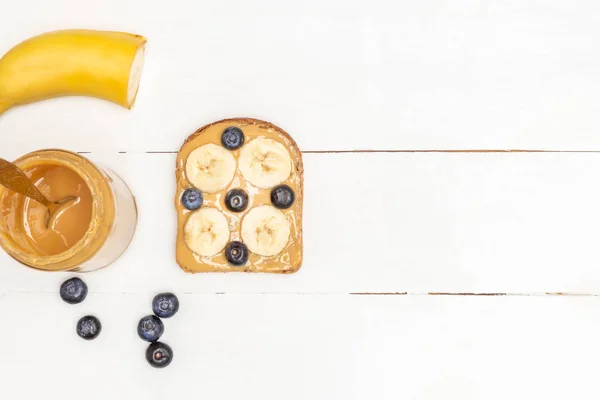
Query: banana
[[184, 207, 230, 256], [238, 138, 292, 189], [241, 205, 291, 256], [185, 143, 237, 193], [0, 29, 146, 116]]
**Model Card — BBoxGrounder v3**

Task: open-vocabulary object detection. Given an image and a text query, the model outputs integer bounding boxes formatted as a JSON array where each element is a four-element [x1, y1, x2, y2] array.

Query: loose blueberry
[[60, 277, 88, 304], [152, 293, 180, 319], [137, 315, 165, 342], [270, 185, 295, 209], [225, 189, 249, 212], [181, 188, 203, 210], [221, 126, 245, 150], [146, 341, 173, 368], [76, 315, 102, 340], [225, 241, 249, 266]]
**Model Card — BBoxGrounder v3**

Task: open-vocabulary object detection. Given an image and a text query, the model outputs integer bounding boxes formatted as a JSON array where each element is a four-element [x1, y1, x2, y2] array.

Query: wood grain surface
[[1, 0, 600, 399]]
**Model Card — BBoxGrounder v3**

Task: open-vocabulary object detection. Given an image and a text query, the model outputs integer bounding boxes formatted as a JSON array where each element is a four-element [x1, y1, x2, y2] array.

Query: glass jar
[[0, 149, 137, 272]]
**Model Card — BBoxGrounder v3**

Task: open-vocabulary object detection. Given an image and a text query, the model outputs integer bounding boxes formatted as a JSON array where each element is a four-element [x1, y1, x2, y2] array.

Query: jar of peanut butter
[[0, 149, 137, 272]]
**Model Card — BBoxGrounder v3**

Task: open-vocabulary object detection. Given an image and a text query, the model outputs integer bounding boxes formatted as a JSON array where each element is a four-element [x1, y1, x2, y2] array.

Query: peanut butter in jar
[[0, 149, 137, 272]]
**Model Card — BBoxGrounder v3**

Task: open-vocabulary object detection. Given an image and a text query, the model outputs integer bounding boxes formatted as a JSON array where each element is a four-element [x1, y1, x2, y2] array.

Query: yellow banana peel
[[0, 29, 146, 116]]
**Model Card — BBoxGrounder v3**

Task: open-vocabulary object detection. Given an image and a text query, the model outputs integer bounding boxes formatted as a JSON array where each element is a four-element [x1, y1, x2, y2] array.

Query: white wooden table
[[2, 1, 600, 398]]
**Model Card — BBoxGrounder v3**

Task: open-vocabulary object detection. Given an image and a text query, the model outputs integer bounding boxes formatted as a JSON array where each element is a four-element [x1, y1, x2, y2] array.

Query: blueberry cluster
[[137, 293, 179, 368], [59, 277, 102, 341], [59, 277, 178, 369], [180, 126, 296, 266]]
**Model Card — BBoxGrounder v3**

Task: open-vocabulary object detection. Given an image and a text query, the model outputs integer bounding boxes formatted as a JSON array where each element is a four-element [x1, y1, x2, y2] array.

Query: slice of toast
[[175, 118, 303, 273]]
